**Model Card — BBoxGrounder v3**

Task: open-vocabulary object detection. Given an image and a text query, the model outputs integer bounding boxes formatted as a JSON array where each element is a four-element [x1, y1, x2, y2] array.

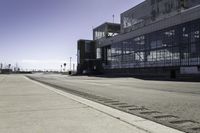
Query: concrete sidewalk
[[0, 75, 183, 133], [0, 75, 146, 133]]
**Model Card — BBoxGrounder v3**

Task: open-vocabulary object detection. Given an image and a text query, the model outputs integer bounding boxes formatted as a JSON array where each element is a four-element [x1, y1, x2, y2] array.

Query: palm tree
[[8, 64, 11, 69]]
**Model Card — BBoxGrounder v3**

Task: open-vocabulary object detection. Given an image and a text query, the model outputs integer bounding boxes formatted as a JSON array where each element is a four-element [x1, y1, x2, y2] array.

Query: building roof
[[93, 22, 120, 30]]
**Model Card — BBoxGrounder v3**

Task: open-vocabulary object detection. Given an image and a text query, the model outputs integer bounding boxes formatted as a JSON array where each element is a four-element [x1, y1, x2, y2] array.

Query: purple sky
[[0, 0, 144, 71]]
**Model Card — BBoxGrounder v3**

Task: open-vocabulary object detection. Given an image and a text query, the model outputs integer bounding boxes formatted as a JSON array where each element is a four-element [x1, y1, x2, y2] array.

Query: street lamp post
[[70, 57, 72, 71], [73, 64, 75, 72]]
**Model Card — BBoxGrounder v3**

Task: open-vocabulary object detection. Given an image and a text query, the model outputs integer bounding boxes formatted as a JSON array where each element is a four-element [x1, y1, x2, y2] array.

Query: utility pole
[[112, 14, 115, 23], [60, 65, 62, 72], [73, 64, 75, 72], [70, 57, 72, 71], [0, 63, 2, 70]]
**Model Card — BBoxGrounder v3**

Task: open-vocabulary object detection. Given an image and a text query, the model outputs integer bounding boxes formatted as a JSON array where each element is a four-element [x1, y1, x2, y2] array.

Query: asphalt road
[[29, 73, 200, 126]]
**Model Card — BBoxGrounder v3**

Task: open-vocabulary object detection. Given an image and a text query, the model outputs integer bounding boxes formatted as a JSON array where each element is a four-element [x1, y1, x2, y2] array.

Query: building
[[78, 0, 200, 78], [0, 69, 12, 74], [77, 40, 103, 74]]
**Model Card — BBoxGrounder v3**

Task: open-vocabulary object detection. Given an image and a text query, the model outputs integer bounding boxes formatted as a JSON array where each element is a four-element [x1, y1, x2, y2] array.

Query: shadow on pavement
[[73, 74, 200, 82]]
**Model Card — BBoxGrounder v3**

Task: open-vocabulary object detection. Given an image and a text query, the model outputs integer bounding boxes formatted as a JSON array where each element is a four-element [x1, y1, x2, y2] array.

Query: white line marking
[[87, 82, 111, 86]]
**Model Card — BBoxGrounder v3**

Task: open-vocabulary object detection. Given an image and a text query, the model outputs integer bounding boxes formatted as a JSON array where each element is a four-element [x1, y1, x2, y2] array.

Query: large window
[[103, 18, 200, 69]]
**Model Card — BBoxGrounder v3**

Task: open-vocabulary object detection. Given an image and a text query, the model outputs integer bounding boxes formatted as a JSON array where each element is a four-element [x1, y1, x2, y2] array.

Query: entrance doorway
[[170, 70, 176, 79]]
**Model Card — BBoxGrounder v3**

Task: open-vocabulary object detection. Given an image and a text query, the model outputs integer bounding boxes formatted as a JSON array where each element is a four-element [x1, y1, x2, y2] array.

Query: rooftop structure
[[93, 22, 120, 40]]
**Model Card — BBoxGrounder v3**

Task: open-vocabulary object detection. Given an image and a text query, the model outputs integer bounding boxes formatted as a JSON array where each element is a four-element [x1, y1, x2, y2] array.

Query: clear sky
[[0, 0, 144, 71]]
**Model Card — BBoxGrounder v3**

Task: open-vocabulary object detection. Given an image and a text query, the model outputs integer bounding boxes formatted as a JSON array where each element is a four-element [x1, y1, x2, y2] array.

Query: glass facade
[[120, 0, 200, 34], [103, 18, 200, 69]]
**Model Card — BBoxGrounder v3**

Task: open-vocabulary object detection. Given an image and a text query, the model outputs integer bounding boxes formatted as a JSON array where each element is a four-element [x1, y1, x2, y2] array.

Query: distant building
[[78, 0, 200, 78], [0, 69, 12, 74]]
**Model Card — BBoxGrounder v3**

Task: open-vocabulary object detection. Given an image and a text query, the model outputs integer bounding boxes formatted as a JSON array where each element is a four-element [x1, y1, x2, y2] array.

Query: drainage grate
[[140, 111, 160, 115], [153, 115, 179, 121], [170, 120, 195, 124], [154, 115, 178, 119], [190, 127, 200, 131], [103, 101, 120, 103], [98, 99, 112, 101], [170, 120, 197, 127], [118, 105, 137, 108], [129, 107, 148, 111], [111, 103, 127, 105]]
